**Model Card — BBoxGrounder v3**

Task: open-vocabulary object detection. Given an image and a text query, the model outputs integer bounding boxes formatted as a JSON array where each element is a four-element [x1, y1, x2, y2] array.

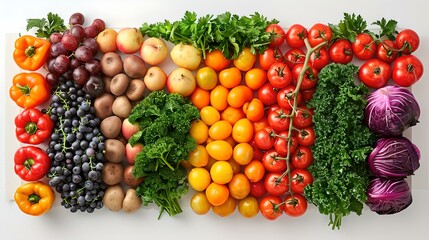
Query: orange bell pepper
[[9, 72, 50, 109], [14, 181, 55, 216], [13, 35, 51, 71]]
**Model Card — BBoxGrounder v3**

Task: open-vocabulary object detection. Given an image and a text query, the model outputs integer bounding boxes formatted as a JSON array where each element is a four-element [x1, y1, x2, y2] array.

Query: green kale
[[305, 63, 376, 230]]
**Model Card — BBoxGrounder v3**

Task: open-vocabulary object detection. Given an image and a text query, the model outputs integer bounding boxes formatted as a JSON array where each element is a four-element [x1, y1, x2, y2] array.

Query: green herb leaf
[[329, 13, 368, 42], [26, 12, 67, 38], [372, 17, 398, 40]]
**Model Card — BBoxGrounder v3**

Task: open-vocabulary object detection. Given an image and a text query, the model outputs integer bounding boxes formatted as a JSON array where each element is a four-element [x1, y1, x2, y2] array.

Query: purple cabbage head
[[366, 177, 412, 215], [365, 85, 420, 136], [368, 137, 420, 178]]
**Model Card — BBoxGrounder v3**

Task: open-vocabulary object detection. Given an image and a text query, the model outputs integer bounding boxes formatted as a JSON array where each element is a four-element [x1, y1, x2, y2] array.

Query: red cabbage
[[368, 137, 420, 178], [366, 177, 412, 214], [364, 85, 420, 136]]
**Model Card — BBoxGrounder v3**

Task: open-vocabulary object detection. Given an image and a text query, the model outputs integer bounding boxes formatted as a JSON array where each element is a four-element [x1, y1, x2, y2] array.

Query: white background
[[1, 0, 428, 239]]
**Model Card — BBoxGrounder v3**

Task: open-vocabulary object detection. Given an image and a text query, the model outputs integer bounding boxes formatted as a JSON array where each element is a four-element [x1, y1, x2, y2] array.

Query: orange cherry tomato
[[227, 85, 253, 108], [228, 173, 251, 200], [190, 87, 210, 110], [212, 196, 237, 217], [204, 49, 232, 72], [253, 117, 269, 133], [245, 68, 267, 90], [243, 98, 265, 122], [210, 85, 229, 111], [232, 118, 254, 143], [206, 140, 233, 161], [219, 67, 242, 89], [244, 160, 265, 182], [233, 47, 256, 72], [205, 182, 229, 206], [233, 142, 254, 165], [209, 120, 232, 140], [221, 106, 245, 125]]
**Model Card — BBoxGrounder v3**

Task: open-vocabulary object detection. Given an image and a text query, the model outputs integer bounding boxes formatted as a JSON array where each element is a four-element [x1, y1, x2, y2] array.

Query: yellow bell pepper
[[14, 181, 55, 216]]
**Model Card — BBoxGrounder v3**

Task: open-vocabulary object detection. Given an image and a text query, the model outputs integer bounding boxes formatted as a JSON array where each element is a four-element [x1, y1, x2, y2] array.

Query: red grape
[[50, 33, 63, 43], [61, 34, 78, 51], [73, 66, 90, 85], [70, 24, 86, 42], [53, 54, 71, 74], [84, 24, 99, 38], [85, 59, 101, 75], [69, 12, 85, 25], [81, 38, 99, 55], [75, 46, 94, 62]]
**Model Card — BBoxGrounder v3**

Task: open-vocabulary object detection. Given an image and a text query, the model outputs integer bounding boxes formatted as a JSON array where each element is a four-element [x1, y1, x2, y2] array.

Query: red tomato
[[391, 55, 424, 87], [285, 24, 308, 49], [267, 62, 292, 89], [352, 33, 376, 60], [250, 180, 266, 198], [309, 48, 330, 71], [300, 88, 316, 103], [265, 23, 286, 48], [258, 47, 284, 71], [296, 126, 315, 147], [396, 29, 420, 54], [291, 146, 314, 169], [292, 63, 319, 90], [259, 195, 283, 220], [257, 82, 278, 106], [261, 149, 287, 173], [358, 59, 392, 89], [329, 39, 353, 64], [284, 48, 305, 71], [290, 168, 313, 194], [273, 131, 298, 157], [267, 107, 291, 132], [253, 145, 264, 161], [292, 106, 313, 129], [253, 127, 275, 150], [277, 85, 302, 110], [307, 23, 332, 48], [264, 172, 288, 196], [283, 193, 307, 217], [376, 40, 398, 63]]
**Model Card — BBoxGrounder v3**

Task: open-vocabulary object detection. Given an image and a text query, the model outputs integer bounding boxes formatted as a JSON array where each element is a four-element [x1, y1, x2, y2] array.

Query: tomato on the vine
[[285, 24, 308, 49], [257, 82, 278, 106], [259, 195, 283, 220], [300, 88, 316, 103], [267, 107, 291, 132], [253, 127, 275, 150], [307, 23, 332, 48], [258, 47, 284, 71], [277, 85, 302, 110], [265, 23, 286, 48], [329, 39, 353, 64], [391, 55, 424, 87], [376, 40, 398, 63], [295, 126, 315, 147], [267, 62, 292, 89], [284, 48, 305, 71], [250, 180, 267, 197], [291, 146, 313, 169], [309, 47, 330, 70], [264, 172, 289, 196], [352, 33, 376, 60], [292, 63, 318, 90], [358, 58, 391, 89], [261, 149, 287, 173], [273, 131, 298, 157], [290, 168, 313, 194], [396, 29, 420, 54], [292, 106, 313, 129], [283, 193, 308, 217]]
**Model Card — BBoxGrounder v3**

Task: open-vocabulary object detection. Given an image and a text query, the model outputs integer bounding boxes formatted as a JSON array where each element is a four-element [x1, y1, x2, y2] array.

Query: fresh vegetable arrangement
[[7, 10, 424, 230]]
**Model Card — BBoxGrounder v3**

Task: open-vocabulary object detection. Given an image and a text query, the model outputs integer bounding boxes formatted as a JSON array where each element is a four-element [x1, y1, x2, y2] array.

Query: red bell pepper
[[14, 146, 51, 181], [15, 108, 53, 145]]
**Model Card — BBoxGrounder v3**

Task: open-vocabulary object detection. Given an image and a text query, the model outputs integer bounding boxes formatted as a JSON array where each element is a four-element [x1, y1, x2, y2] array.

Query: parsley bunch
[[128, 91, 200, 218], [140, 11, 278, 59], [304, 63, 376, 230], [26, 12, 67, 38]]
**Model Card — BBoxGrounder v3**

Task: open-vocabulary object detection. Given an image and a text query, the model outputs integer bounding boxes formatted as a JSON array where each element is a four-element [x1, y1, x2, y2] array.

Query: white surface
[[1, 0, 429, 239]]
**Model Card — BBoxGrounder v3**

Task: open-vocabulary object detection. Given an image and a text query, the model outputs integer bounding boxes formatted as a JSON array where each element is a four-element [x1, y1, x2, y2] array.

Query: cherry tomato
[[285, 24, 308, 49], [283, 193, 308, 217], [250, 180, 267, 198], [188, 167, 211, 191], [292, 106, 313, 129], [205, 182, 229, 206], [265, 23, 286, 48], [200, 106, 221, 126], [190, 87, 210, 110], [206, 140, 233, 161], [190, 192, 211, 215], [267, 108, 291, 132], [209, 120, 232, 140], [221, 106, 245, 125], [238, 196, 259, 218], [210, 160, 234, 184], [253, 117, 270, 133], [329, 39, 353, 64], [232, 118, 254, 143], [204, 49, 232, 72], [284, 48, 305, 71], [300, 88, 316, 103], [267, 62, 292, 89], [227, 85, 253, 108], [277, 85, 302, 110], [196, 66, 219, 90], [273, 131, 298, 157], [309, 48, 330, 71], [253, 127, 275, 150], [212, 196, 237, 217], [233, 47, 256, 72], [352, 33, 376, 60], [189, 120, 209, 144], [296, 126, 315, 147], [376, 40, 398, 63], [245, 68, 267, 90], [188, 145, 209, 167], [391, 55, 424, 87], [252, 144, 265, 161], [233, 142, 254, 165], [291, 146, 314, 169], [260, 195, 284, 220], [262, 149, 286, 173], [290, 168, 313, 194], [243, 98, 265, 122], [228, 173, 251, 200], [245, 160, 266, 183], [307, 23, 332, 48], [264, 172, 289, 196], [358, 58, 391, 89], [210, 85, 229, 111], [396, 29, 420, 54], [258, 47, 284, 71], [292, 63, 318, 90], [218, 67, 242, 89], [257, 82, 278, 106]]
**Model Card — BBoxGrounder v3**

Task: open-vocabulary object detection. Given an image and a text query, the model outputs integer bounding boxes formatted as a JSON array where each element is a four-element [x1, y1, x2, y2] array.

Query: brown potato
[[123, 55, 147, 79], [122, 188, 142, 213], [100, 115, 122, 139], [104, 139, 126, 163], [110, 73, 131, 96], [123, 165, 144, 187], [125, 79, 145, 101], [102, 162, 123, 185], [112, 95, 132, 118], [101, 52, 123, 77], [103, 184, 125, 212], [94, 93, 114, 120], [103, 76, 112, 94]]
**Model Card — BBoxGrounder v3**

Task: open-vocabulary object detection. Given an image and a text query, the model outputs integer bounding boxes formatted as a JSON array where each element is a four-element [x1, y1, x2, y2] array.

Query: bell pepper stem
[[25, 122, 38, 135], [24, 159, 35, 171], [25, 45, 36, 58], [28, 193, 41, 204], [17, 84, 31, 96]]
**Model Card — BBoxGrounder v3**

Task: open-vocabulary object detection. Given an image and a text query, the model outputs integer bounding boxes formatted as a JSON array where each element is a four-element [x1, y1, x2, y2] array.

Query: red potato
[[125, 142, 143, 165], [140, 37, 168, 65], [116, 28, 143, 54], [123, 165, 144, 187]]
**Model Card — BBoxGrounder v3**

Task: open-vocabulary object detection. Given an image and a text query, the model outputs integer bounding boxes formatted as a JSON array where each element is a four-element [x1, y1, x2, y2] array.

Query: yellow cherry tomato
[[209, 120, 232, 140], [190, 192, 211, 215], [238, 196, 259, 218], [206, 140, 233, 161], [188, 167, 211, 191], [200, 106, 221, 126], [232, 118, 254, 143], [188, 145, 209, 167], [233, 47, 256, 72], [212, 196, 237, 217], [189, 120, 209, 144], [210, 160, 233, 184], [233, 142, 254, 165], [210, 85, 229, 111], [196, 66, 218, 90]]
